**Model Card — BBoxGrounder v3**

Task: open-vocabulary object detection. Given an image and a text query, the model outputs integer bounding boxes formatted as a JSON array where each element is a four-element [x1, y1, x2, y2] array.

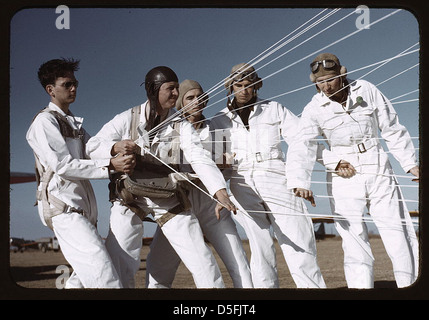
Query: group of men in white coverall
[[26, 54, 419, 289]]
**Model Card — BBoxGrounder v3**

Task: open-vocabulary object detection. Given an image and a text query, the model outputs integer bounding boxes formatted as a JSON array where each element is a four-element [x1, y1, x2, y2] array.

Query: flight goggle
[[310, 59, 338, 73]]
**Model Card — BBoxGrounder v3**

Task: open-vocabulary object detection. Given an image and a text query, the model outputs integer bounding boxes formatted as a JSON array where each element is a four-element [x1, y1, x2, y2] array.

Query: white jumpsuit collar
[[47, 102, 84, 130]]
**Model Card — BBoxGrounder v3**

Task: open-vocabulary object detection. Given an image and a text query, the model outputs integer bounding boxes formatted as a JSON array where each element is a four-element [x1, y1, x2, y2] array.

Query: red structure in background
[[10, 172, 36, 184]]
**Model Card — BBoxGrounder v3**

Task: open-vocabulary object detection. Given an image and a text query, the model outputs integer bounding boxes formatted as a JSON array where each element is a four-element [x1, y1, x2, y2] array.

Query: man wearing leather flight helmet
[[87, 66, 236, 288]]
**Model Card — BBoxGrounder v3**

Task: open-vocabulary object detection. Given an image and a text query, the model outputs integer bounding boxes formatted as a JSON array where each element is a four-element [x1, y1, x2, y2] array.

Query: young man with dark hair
[[27, 58, 133, 288]]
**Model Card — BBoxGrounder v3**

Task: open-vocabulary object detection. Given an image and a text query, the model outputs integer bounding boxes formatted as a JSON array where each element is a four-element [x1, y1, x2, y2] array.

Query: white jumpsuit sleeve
[[315, 143, 342, 171], [27, 112, 109, 180], [369, 83, 417, 172], [278, 105, 300, 145], [278, 106, 307, 182], [180, 120, 227, 196], [285, 105, 321, 190], [86, 111, 131, 160]]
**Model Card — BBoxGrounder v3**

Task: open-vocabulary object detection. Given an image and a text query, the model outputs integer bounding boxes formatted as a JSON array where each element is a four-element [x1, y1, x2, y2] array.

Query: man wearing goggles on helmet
[[310, 59, 338, 73], [210, 63, 326, 288], [287, 53, 419, 288]]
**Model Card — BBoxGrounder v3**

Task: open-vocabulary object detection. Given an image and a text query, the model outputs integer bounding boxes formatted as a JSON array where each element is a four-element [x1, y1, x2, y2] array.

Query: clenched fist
[[111, 140, 139, 156], [109, 153, 136, 174]]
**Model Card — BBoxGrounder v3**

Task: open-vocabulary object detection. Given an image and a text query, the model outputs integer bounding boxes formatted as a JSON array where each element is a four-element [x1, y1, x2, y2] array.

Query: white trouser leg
[[146, 188, 253, 289], [230, 179, 279, 288], [147, 215, 252, 288], [51, 212, 122, 288], [252, 168, 326, 288], [200, 215, 253, 288], [368, 172, 419, 288], [159, 211, 225, 288], [268, 210, 326, 288], [105, 201, 144, 288], [191, 188, 253, 288], [334, 218, 374, 288], [146, 226, 181, 288], [329, 174, 375, 288], [233, 210, 276, 288], [64, 271, 83, 288]]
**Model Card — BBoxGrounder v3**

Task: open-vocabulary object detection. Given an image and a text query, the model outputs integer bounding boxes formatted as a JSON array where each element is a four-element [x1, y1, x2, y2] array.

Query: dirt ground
[[8, 236, 402, 292]]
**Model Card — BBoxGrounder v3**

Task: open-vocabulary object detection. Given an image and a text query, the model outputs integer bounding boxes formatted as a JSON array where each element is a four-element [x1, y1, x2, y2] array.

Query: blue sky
[[9, 7, 420, 240]]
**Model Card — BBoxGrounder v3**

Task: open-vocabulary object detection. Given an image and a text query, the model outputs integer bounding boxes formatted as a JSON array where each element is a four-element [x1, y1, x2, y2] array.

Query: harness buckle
[[255, 152, 263, 162], [357, 142, 367, 153]]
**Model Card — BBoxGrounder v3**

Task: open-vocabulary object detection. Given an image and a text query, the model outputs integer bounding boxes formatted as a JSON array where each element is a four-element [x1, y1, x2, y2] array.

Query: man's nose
[[321, 83, 329, 92]]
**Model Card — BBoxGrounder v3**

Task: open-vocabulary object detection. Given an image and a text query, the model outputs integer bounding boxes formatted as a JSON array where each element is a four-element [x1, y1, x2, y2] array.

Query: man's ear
[[45, 84, 55, 97]]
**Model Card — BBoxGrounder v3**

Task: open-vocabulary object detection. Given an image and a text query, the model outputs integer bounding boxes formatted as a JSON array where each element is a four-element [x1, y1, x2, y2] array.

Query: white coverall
[[287, 79, 419, 288], [146, 119, 253, 288], [86, 102, 228, 288], [210, 98, 326, 288], [26, 102, 122, 288]]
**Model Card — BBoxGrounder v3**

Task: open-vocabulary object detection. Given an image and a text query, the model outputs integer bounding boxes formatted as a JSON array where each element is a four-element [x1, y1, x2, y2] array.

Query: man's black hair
[[38, 58, 80, 88]]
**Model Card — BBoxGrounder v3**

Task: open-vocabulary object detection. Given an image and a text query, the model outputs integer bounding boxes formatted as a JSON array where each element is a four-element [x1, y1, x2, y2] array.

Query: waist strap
[[242, 150, 284, 163], [37, 172, 83, 230], [331, 139, 378, 155]]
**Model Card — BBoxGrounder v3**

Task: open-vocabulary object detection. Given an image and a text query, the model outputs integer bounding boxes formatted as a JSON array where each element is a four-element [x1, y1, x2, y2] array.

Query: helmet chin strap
[[146, 96, 159, 132]]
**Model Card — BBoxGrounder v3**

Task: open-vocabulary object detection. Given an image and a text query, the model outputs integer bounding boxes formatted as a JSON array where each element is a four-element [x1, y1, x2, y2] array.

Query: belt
[[242, 150, 284, 163], [332, 139, 378, 154]]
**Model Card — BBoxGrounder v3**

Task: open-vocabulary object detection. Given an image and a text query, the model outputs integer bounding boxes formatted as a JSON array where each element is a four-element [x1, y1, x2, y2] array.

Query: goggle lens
[[310, 59, 337, 73]]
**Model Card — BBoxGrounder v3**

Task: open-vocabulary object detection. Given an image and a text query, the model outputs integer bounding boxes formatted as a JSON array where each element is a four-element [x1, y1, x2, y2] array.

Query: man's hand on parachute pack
[[214, 188, 237, 220], [109, 153, 136, 174], [109, 140, 139, 174], [111, 139, 139, 156]]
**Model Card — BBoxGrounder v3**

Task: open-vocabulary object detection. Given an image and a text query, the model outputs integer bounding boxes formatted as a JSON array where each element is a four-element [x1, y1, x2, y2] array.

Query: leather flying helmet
[[309, 53, 347, 82], [224, 63, 263, 94], [142, 66, 178, 131]]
